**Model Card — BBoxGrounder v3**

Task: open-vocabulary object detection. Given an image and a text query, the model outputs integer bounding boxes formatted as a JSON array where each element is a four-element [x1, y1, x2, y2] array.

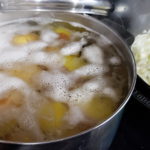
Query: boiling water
[[0, 18, 128, 142]]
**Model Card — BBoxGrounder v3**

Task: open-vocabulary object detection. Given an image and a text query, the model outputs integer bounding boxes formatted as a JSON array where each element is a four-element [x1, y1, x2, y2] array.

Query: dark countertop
[[110, 97, 150, 150]]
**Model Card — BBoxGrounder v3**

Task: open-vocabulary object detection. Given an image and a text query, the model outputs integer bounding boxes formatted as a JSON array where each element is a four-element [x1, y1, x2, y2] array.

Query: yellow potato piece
[[64, 55, 86, 71], [81, 96, 117, 121], [12, 33, 39, 45], [8, 65, 40, 84], [38, 101, 68, 133], [54, 27, 71, 40], [0, 120, 17, 138]]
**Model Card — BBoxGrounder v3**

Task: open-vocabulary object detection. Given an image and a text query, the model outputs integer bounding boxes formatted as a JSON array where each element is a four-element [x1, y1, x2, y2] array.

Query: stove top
[[110, 97, 150, 150]]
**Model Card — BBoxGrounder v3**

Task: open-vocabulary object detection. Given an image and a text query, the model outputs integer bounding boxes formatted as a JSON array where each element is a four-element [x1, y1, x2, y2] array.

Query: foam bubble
[[83, 79, 103, 92], [69, 87, 95, 104], [41, 29, 59, 44], [27, 51, 63, 69], [36, 71, 72, 102], [60, 38, 87, 55], [109, 56, 121, 65], [67, 105, 86, 126], [17, 111, 44, 140], [102, 87, 119, 101], [0, 48, 28, 65], [83, 44, 104, 64], [21, 41, 48, 53], [0, 73, 28, 97], [74, 64, 109, 77]]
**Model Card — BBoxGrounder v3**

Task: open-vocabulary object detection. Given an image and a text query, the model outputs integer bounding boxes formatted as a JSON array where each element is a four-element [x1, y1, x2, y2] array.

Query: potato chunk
[[54, 27, 71, 40], [64, 55, 86, 71], [38, 101, 68, 133], [81, 96, 117, 121], [12, 32, 39, 45], [8, 65, 41, 84], [7, 90, 24, 107]]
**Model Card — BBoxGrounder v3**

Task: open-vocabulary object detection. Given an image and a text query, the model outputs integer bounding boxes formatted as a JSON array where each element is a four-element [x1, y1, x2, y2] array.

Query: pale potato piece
[[12, 33, 39, 45], [80, 96, 117, 121], [64, 55, 86, 71], [54, 26, 71, 40], [8, 65, 41, 84], [37, 101, 69, 133]]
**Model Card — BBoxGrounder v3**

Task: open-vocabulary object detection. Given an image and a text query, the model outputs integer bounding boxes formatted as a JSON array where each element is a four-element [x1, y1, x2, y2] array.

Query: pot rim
[[0, 12, 137, 145]]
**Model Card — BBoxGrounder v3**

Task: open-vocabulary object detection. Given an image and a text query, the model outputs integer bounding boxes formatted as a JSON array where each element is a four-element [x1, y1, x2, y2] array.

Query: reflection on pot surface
[[0, 17, 129, 143]]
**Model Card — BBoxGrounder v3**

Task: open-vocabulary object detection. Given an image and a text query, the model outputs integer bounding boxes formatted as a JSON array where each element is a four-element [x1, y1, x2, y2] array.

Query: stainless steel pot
[[0, 12, 136, 150]]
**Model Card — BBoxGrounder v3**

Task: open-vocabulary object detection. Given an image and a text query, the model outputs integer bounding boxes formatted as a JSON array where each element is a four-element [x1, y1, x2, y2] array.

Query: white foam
[[83, 44, 104, 64], [60, 38, 87, 55], [103, 87, 118, 100], [0, 73, 28, 97], [41, 29, 59, 44], [82, 79, 103, 92], [68, 78, 110, 104], [17, 110, 44, 140], [69, 86, 95, 104], [109, 56, 121, 65], [0, 29, 15, 49], [28, 51, 47, 64], [0, 23, 41, 35], [0, 48, 28, 65], [24, 51, 63, 69], [67, 105, 86, 126], [21, 41, 48, 52], [36, 70, 107, 104], [36, 71, 72, 102], [74, 64, 109, 77]]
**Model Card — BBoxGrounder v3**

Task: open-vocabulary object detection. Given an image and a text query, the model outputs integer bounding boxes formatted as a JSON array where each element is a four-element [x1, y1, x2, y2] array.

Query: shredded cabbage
[[131, 30, 150, 85]]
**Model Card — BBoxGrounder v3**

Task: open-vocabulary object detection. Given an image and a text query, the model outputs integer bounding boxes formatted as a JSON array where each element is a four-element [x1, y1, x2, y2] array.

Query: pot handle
[[132, 76, 150, 109]]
